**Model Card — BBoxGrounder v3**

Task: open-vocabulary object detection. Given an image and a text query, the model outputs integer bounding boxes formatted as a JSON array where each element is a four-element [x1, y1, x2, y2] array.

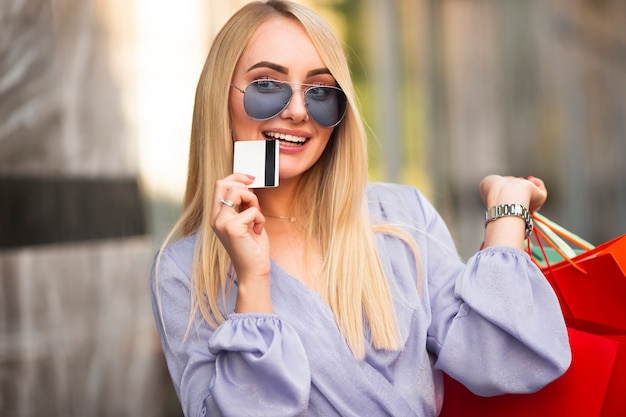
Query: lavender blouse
[[150, 183, 571, 417]]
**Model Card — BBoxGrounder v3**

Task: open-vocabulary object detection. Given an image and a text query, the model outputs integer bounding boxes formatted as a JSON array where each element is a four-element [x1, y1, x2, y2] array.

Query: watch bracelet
[[485, 203, 534, 238]]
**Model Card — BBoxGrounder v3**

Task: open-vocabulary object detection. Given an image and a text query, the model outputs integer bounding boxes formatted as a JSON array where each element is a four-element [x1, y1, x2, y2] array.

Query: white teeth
[[264, 131, 306, 143]]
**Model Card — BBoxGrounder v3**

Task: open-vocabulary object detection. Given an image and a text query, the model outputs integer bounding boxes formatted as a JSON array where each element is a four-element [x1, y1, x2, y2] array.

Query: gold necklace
[[264, 214, 297, 223]]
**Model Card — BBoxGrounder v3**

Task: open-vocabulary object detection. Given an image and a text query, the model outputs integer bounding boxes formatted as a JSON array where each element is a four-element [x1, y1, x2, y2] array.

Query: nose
[[280, 87, 309, 124]]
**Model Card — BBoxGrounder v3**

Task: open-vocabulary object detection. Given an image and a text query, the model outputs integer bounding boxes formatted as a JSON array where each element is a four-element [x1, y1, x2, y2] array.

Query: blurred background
[[1, 0, 624, 416]]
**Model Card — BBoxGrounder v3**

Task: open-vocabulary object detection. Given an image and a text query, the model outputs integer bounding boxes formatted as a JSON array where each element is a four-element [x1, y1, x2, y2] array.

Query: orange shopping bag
[[439, 328, 626, 417]]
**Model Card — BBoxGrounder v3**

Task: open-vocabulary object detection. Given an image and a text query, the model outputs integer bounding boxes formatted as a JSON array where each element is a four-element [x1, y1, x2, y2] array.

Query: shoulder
[[367, 182, 429, 205], [154, 233, 198, 280], [150, 234, 198, 312], [367, 182, 436, 225]]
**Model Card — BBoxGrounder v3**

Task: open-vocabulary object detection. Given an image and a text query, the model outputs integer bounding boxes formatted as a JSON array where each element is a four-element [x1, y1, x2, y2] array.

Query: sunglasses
[[231, 79, 347, 128]]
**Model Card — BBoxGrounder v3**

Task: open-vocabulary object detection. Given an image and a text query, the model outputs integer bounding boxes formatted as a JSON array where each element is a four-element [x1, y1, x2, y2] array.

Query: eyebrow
[[247, 61, 332, 77], [247, 61, 288, 74]]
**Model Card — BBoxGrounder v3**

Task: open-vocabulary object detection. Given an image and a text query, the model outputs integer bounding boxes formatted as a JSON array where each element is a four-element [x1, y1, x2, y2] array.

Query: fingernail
[[245, 174, 255, 180]]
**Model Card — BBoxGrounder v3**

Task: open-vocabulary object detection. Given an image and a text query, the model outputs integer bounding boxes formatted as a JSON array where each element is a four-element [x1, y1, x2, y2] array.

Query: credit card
[[233, 140, 279, 188]]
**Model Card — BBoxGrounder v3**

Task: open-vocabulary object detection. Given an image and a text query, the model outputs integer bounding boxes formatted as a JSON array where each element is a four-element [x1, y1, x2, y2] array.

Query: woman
[[151, 1, 571, 416]]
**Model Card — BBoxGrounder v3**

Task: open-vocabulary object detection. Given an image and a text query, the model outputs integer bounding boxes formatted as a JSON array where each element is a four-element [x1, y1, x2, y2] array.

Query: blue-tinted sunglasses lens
[[243, 80, 292, 120], [304, 86, 347, 128]]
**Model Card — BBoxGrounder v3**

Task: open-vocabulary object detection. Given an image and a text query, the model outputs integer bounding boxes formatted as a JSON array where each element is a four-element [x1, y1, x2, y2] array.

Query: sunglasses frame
[[231, 79, 347, 128]]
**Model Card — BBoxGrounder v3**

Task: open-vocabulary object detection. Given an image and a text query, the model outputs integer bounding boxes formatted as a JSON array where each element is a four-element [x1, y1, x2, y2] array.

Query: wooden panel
[[0, 237, 166, 417]]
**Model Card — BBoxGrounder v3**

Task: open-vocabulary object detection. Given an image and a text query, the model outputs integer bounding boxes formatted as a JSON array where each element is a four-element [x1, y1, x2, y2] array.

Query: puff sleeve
[[150, 242, 310, 417]]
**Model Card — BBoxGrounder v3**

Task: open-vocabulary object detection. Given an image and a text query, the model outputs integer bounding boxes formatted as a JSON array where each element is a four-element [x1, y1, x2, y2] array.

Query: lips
[[263, 131, 307, 147]]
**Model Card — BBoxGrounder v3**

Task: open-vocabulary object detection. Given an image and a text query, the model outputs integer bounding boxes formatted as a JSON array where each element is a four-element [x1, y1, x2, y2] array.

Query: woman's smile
[[263, 131, 307, 147]]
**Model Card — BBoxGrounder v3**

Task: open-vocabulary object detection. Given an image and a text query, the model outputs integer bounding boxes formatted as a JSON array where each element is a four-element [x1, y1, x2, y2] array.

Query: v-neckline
[[270, 259, 320, 295]]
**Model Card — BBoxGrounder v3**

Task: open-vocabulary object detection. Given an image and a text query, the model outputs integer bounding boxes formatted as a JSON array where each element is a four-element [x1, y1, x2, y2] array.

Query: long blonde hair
[[160, 0, 415, 359]]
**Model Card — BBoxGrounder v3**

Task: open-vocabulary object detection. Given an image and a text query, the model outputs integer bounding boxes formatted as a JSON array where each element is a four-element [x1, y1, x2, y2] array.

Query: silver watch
[[485, 203, 534, 238]]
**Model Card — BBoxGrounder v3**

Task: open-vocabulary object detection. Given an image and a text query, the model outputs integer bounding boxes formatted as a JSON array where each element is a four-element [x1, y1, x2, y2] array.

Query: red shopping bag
[[538, 234, 626, 332], [528, 213, 626, 331], [439, 328, 626, 417]]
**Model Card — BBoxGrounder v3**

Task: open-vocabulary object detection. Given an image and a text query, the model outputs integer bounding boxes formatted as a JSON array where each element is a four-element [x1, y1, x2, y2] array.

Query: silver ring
[[219, 198, 240, 212]]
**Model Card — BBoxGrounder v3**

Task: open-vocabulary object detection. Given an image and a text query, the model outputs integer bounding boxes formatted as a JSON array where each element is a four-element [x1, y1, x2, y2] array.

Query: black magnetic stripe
[[0, 177, 146, 248], [265, 140, 276, 187]]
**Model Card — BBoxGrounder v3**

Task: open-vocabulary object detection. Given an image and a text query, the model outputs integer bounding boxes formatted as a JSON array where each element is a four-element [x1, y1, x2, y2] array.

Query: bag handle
[[533, 212, 594, 252], [527, 213, 596, 318], [529, 212, 594, 275]]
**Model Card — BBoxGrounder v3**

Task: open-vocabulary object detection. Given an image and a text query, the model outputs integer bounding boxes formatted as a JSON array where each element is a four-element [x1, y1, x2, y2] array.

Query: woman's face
[[229, 17, 339, 184]]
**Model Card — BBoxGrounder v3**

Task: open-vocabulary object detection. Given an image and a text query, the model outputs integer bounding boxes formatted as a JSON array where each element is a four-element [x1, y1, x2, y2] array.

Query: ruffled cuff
[[209, 313, 284, 354]]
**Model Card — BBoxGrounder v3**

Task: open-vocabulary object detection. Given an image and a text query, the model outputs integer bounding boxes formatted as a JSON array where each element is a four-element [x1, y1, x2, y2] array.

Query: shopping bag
[[440, 215, 626, 417], [529, 213, 626, 332], [439, 328, 626, 417], [529, 214, 626, 416]]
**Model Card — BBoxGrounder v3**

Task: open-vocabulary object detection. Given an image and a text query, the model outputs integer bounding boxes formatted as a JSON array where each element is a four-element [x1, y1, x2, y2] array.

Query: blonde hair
[[159, 0, 418, 359]]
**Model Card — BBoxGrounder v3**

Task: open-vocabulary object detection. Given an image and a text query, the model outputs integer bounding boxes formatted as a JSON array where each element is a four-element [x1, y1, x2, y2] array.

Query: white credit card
[[233, 140, 279, 188]]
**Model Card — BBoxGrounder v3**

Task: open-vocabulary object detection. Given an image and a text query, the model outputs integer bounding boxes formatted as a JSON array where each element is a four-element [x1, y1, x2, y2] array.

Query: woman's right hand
[[210, 173, 272, 313]]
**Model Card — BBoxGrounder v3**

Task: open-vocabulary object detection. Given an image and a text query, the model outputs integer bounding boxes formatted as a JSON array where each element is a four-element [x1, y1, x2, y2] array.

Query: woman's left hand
[[480, 175, 547, 213]]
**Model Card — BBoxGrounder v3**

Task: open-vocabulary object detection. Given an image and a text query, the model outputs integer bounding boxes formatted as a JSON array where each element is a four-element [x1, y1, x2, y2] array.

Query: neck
[[255, 177, 299, 220]]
